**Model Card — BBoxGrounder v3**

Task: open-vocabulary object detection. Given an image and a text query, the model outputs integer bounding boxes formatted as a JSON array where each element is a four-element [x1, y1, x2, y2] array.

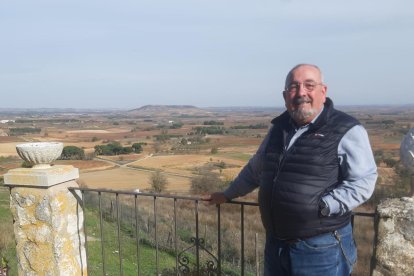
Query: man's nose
[[296, 83, 308, 96]]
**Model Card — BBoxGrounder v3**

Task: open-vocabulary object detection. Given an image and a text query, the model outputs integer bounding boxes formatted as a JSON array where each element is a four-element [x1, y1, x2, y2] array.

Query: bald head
[[283, 64, 327, 126], [285, 64, 323, 90]]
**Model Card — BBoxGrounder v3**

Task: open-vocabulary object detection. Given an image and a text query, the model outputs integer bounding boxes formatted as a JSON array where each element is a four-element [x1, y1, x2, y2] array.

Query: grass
[[83, 193, 258, 275], [216, 152, 252, 162], [0, 186, 17, 276], [83, 202, 250, 275], [84, 207, 178, 275]]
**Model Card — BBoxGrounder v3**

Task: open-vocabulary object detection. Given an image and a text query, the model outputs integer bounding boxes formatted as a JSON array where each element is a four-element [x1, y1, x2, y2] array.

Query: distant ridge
[[127, 105, 211, 117], [129, 105, 198, 112]]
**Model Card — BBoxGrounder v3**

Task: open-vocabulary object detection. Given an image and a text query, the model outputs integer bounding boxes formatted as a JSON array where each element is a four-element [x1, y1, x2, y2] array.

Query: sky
[[1, 0, 413, 109]]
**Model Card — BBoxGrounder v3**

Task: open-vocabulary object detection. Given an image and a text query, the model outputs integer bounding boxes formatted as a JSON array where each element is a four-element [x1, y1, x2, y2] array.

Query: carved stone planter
[[16, 142, 63, 169]]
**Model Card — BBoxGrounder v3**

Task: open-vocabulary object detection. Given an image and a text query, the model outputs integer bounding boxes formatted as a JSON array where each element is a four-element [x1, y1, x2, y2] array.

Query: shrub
[[150, 171, 168, 193], [191, 171, 223, 194], [170, 122, 183, 129], [384, 158, 398, 168], [132, 143, 145, 153], [21, 161, 32, 168], [203, 120, 224, 126]]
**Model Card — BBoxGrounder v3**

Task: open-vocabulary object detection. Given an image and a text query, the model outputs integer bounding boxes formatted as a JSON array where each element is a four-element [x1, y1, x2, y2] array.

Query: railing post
[[4, 165, 87, 275]]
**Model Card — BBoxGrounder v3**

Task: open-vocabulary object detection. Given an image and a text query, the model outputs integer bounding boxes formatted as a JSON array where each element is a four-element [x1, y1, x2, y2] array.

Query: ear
[[321, 85, 327, 102], [282, 91, 287, 101]]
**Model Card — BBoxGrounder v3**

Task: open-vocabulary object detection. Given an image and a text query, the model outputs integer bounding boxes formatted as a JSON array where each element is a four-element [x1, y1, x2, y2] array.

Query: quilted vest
[[258, 98, 359, 239]]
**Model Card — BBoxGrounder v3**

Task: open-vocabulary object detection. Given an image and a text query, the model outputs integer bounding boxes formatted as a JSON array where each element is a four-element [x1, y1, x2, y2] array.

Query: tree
[[60, 146, 85, 160], [132, 143, 143, 153], [150, 171, 168, 193], [191, 171, 223, 194]]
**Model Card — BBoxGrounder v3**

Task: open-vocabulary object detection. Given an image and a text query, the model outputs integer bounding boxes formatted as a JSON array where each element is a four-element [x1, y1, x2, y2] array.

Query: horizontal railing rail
[[70, 187, 375, 276]]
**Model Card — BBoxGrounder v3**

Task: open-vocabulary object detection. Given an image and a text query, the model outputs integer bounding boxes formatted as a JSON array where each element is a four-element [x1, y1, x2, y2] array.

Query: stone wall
[[372, 197, 414, 276]]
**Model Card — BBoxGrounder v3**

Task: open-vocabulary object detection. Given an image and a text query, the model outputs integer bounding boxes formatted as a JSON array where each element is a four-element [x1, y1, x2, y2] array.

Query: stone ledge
[[4, 165, 79, 187]]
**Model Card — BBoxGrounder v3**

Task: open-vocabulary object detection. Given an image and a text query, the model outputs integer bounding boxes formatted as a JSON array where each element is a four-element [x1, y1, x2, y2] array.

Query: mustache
[[292, 97, 312, 105]]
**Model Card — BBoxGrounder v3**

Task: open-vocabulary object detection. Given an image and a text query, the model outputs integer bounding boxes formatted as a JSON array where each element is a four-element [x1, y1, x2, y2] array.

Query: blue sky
[[1, 0, 413, 108]]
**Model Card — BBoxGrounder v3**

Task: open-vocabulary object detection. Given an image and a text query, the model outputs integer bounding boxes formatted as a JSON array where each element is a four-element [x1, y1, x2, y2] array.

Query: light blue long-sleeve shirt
[[223, 113, 378, 216]]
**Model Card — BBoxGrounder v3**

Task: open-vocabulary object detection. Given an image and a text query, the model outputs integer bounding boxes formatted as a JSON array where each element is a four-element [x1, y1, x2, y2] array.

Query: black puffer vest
[[258, 98, 360, 239]]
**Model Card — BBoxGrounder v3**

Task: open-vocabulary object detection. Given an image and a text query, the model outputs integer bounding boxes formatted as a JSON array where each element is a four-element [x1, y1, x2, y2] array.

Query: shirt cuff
[[322, 195, 341, 216], [223, 189, 235, 201]]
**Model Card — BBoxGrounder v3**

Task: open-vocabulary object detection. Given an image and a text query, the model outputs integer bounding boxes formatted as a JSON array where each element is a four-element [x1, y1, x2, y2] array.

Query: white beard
[[289, 107, 317, 124]]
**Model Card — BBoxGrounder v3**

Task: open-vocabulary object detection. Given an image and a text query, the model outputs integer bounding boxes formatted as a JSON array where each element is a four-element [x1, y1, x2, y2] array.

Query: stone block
[[4, 165, 79, 187], [9, 179, 87, 275], [372, 197, 414, 275]]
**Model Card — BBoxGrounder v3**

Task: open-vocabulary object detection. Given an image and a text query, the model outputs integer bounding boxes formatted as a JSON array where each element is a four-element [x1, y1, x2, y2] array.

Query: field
[[0, 104, 413, 275], [0, 142, 22, 157], [79, 167, 191, 192]]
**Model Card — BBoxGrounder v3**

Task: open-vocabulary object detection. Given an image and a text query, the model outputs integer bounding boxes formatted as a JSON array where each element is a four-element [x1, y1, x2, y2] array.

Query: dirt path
[[94, 154, 193, 179]]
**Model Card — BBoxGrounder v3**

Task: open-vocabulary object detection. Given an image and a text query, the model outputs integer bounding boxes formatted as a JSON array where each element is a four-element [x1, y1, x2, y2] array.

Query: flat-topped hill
[[127, 105, 211, 117]]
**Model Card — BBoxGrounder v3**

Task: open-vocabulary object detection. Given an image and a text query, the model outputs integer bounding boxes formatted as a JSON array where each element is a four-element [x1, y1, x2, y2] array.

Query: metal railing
[[70, 187, 375, 276]]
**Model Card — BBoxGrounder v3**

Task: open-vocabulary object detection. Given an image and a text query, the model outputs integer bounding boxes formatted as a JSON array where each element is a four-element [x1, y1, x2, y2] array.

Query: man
[[206, 64, 377, 275]]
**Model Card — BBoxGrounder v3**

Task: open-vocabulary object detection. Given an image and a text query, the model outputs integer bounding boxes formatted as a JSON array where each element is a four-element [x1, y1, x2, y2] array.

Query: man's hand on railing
[[202, 192, 229, 205]]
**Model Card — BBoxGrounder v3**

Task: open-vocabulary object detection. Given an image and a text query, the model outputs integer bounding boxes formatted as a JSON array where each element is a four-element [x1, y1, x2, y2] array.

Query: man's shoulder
[[270, 110, 290, 125], [330, 108, 360, 126]]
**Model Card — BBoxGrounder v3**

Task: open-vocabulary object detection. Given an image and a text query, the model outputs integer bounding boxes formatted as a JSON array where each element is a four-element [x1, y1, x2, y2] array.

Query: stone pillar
[[372, 197, 414, 276], [4, 165, 87, 276]]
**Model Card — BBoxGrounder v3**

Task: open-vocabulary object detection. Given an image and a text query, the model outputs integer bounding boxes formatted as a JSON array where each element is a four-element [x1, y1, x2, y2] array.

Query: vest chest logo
[[312, 133, 325, 138]]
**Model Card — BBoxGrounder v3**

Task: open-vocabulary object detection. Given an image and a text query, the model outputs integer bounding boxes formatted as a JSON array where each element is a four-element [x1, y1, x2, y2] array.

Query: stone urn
[[400, 128, 414, 196], [16, 142, 64, 169]]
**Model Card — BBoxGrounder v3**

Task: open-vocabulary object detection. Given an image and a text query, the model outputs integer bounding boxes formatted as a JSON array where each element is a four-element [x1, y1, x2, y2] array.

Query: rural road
[[93, 155, 193, 179]]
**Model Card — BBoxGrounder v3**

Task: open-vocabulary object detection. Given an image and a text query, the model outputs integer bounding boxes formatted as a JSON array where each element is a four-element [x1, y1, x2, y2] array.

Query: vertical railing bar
[[174, 198, 178, 275], [154, 196, 159, 276], [135, 195, 140, 276], [255, 233, 259, 276], [241, 204, 245, 276], [81, 190, 89, 276], [116, 193, 123, 276], [195, 200, 200, 275], [217, 204, 222, 276], [351, 213, 355, 230], [98, 192, 106, 275]]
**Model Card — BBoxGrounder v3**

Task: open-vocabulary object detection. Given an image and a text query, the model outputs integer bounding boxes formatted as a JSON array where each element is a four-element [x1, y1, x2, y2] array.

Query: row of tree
[[94, 142, 144, 156], [59, 142, 146, 160], [9, 127, 41, 136]]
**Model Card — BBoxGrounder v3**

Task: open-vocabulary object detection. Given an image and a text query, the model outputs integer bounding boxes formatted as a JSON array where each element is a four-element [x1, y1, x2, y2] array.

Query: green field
[[0, 185, 17, 276]]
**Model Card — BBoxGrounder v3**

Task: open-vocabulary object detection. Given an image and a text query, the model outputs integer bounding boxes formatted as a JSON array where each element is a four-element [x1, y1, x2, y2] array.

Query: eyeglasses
[[284, 81, 323, 93]]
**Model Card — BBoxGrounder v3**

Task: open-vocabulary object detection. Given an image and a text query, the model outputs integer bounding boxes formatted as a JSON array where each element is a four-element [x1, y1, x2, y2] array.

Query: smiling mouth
[[293, 99, 311, 106]]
